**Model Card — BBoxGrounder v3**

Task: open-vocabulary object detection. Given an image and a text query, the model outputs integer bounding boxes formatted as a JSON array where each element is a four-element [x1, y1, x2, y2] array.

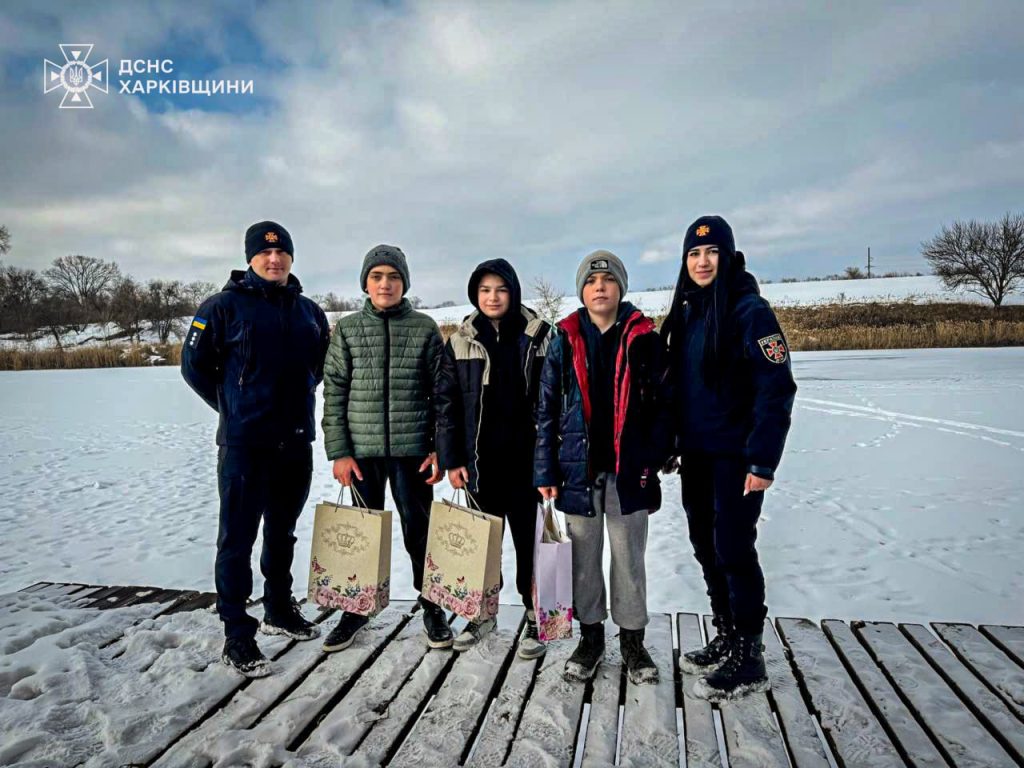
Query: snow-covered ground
[[1, 346, 1021, 626], [3, 275, 1020, 351]]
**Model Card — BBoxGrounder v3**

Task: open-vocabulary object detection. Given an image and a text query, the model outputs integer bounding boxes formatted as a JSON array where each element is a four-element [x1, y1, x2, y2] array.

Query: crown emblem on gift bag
[[448, 531, 465, 549]]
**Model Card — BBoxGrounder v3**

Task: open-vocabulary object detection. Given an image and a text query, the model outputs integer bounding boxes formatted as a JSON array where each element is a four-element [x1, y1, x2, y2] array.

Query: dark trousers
[[681, 452, 767, 634], [353, 456, 434, 592], [216, 443, 313, 640], [475, 482, 539, 610]]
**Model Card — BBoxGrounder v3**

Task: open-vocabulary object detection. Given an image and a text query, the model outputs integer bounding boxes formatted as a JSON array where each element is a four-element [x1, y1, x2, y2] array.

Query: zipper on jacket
[[471, 336, 490, 493], [383, 315, 391, 458], [238, 324, 250, 386]]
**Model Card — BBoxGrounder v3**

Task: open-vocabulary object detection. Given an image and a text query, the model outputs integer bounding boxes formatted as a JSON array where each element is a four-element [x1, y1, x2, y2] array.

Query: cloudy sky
[[1, 1, 1022, 303]]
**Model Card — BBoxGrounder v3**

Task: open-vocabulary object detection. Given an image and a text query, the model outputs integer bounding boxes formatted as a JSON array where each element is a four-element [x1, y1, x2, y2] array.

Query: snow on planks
[[8, 583, 1024, 767]]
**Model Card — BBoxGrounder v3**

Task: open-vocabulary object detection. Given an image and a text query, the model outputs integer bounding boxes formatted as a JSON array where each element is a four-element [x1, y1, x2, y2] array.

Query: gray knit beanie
[[575, 249, 628, 303], [360, 244, 410, 295]]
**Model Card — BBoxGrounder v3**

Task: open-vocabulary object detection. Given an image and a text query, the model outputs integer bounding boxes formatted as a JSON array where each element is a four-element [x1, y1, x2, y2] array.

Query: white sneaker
[[453, 617, 496, 652], [517, 610, 547, 659]]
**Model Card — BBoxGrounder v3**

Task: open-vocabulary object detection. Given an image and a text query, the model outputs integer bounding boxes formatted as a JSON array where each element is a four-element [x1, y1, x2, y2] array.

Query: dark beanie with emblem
[[245, 221, 294, 262], [360, 244, 411, 295], [682, 215, 735, 259]]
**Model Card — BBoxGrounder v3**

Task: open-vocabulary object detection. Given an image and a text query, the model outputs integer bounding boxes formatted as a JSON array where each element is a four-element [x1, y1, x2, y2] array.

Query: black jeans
[[353, 456, 434, 592], [475, 482, 539, 610], [681, 452, 767, 634], [216, 443, 313, 640]]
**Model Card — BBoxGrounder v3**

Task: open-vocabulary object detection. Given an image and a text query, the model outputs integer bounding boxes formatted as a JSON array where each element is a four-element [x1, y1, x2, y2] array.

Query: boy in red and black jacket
[[534, 250, 670, 685]]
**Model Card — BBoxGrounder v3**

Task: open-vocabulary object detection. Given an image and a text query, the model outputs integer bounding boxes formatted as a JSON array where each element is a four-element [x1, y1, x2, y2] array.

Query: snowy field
[[1, 346, 1021, 626]]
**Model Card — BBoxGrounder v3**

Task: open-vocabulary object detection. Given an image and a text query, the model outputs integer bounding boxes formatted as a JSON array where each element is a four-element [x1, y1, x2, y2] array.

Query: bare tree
[[0, 263, 46, 334], [181, 280, 218, 313], [0, 225, 11, 257], [144, 279, 191, 343], [922, 213, 1024, 307], [43, 254, 122, 316], [843, 266, 865, 280], [530, 277, 566, 325], [109, 276, 147, 343], [313, 291, 361, 312], [36, 289, 86, 350]]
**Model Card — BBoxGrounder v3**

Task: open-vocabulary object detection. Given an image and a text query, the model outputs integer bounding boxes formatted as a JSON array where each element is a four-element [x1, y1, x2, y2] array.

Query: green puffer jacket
[[322, 297, 448, 460]]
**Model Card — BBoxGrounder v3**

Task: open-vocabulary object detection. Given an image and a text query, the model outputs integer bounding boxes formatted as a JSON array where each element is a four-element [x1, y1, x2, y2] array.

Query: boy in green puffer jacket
[[321, 244, 457, 651]]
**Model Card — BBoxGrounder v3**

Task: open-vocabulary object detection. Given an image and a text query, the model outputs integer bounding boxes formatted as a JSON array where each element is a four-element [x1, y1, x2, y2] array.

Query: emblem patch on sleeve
[[758, 333, 788, 363]]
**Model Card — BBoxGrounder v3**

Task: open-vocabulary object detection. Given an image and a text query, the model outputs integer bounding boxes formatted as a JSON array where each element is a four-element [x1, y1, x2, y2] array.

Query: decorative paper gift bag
[[308, 486, 392, 617], [532, 502, 573, 641], [422, 493, 503, 621]]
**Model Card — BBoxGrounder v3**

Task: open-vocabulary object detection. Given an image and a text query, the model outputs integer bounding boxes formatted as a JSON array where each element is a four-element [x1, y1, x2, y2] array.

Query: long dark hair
[[662, 248, 759, 387]]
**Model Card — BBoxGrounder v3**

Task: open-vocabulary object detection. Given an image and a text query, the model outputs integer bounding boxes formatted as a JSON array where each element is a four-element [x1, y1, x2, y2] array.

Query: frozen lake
[[1, 346, 1022, 625]]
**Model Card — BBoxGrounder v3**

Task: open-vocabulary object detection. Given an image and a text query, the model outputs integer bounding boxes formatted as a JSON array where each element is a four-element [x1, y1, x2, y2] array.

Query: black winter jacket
[[533, 303, 669, 517], [436, 305, 551, 492], [181, 269, 331, 446]]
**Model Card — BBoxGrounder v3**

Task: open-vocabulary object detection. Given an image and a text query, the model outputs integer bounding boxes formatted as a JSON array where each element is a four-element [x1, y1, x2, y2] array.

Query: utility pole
[[867, 246, 872, 279]]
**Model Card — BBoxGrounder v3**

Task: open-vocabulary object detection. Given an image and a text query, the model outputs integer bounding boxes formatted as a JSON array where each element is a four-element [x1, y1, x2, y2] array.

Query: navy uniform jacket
[[676, 292, 796, 479], [181, 269, 331, 447]]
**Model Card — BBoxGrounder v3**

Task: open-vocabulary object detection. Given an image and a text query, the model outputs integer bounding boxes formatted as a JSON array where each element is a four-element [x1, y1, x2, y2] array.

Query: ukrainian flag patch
[[191, 317, 207, 330]]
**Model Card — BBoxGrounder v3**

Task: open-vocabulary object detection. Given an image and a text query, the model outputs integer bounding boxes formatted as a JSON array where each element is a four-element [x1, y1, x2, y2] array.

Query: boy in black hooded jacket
[[662, 215, 797, 702], [436, 258, 552, 658]]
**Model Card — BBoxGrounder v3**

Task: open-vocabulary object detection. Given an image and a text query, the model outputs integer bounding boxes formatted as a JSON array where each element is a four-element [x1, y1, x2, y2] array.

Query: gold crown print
[[447, 531, 466, 549], [265, 231, 279, 243], [696, 225, 710, 237]]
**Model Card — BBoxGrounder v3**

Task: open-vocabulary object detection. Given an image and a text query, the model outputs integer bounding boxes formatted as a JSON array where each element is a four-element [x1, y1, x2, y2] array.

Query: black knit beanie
[[682, 215, 735, 259], [245, 221, 294, 262], [360, 244, 410, 295]]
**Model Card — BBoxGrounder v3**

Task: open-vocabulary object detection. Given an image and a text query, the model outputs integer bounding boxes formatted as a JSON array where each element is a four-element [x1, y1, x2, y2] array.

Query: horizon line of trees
[[2, 211, 1021, 341]]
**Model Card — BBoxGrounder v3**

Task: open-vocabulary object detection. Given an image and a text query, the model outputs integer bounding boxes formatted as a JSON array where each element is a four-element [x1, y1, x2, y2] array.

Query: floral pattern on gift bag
[[424, 551, 501, 621], [310, 556, 391, 614], [307, 492, 392, 617], [421, 497, 503, 621], [532, 503, 573, 641]]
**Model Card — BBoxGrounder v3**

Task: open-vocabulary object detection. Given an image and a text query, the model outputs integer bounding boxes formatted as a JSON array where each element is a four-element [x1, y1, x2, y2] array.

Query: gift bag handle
[[543, 498, 567, 539], [450, 487, 483, 513], [335, 483, 370, 514]]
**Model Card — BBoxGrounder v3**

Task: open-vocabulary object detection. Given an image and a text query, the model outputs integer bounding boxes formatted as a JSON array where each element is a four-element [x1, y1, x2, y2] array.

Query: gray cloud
[[2, 0, 1022, 301]]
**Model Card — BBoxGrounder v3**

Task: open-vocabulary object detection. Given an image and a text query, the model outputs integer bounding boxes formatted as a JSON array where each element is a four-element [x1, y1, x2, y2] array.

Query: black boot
[[261, 597, 321, 641], [680, 614, 733, 675], [322, 611, 369, 652], [564, 622, 605, 681], [693, 633, 770, 702], [420, 597, 454, 649], [620, 628, 659, 685], [222, 636, 271, 677]]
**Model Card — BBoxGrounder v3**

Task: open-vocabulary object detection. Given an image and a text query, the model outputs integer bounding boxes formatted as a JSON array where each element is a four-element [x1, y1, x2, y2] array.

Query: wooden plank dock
[[2, 582, 1023, 767]]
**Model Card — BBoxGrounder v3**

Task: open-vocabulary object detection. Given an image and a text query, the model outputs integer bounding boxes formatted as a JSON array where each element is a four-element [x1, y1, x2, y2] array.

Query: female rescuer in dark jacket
[[662, 215, 797, 703], [436, 258, 552, 658]]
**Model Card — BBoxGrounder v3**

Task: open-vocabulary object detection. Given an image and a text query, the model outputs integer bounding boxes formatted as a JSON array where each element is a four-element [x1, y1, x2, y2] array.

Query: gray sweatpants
[[564, 472, 650, 630]]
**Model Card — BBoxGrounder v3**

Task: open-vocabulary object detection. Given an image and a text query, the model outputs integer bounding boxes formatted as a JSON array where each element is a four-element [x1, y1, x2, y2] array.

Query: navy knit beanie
[[245, 221, 293, 262], [682, 215, 735, 259]]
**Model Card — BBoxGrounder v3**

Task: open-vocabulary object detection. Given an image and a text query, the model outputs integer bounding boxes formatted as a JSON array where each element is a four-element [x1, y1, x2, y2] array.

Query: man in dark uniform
[[662, 215, 797, 701], [182, 220, 331, 677]]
